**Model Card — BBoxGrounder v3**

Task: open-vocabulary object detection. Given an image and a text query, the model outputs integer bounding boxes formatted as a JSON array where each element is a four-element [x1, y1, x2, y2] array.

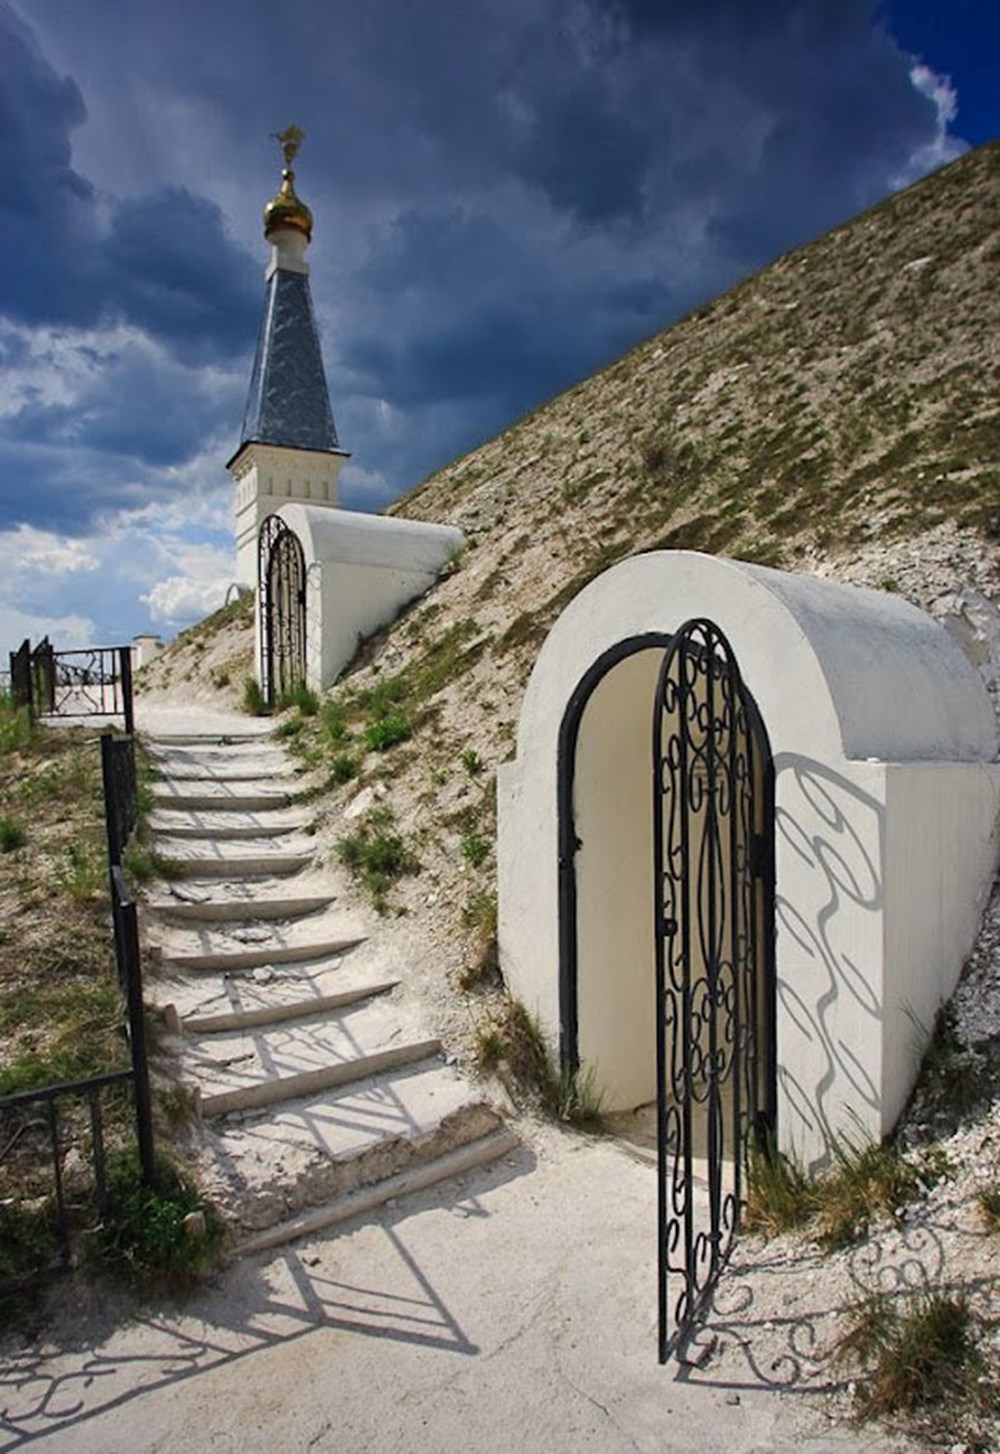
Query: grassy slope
[[0, 705, 124, 1095]]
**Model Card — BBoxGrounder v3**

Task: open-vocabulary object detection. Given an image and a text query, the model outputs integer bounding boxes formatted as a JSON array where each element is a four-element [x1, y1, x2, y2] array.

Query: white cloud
[[893, 63, 966, 187], [0, 523, 99, 577], [0, 603, 94, 655], [140, 541, 236, 626]]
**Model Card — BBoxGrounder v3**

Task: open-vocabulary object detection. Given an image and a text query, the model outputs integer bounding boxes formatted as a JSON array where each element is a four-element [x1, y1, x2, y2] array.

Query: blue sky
[[1, 0, 996, 655]]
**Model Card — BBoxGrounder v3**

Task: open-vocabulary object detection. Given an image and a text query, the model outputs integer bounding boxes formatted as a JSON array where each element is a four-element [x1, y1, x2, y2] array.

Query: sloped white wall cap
[[278, 503, 463, 574], [516, 551, 998, 764]]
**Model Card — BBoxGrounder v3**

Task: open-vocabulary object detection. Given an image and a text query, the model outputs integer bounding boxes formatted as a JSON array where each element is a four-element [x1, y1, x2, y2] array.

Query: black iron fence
[[0, 728, 154, 1291], [7, 638, 134, 733], [101, 731, 138, 870], [0, 1069, 134, 1295]]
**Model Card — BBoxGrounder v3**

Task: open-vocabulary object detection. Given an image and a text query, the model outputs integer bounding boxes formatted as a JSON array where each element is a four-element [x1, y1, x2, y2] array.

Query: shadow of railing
[[0, 1150, 532, 1450]]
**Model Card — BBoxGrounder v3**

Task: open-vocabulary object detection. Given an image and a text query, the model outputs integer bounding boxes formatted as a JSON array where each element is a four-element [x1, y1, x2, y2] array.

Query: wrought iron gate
[[258, 514, 307, 709], [653, 618, 774, 1362]]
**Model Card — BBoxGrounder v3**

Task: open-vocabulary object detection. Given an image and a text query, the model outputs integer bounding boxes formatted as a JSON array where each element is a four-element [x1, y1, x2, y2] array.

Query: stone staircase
[[138, 710, 514, 1254]]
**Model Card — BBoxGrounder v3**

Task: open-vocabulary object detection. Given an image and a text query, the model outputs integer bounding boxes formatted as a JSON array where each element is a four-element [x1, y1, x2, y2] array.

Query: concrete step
[[238, 1126, 519, 1254], [179, 977, 399, 1034], [195, 1057, 509, 1235], [151, 786, 294, 812], [154, 767, 298, 784], [144, 948, 372, 1024], [148, 809, 311, 840], [144, 730, 276, 748], [147, 891, 336, 923], [150, 744, 289, 765], [155, 851, 314, 879], [156, 933, 365, 974], [182, 997, 440, 1118]]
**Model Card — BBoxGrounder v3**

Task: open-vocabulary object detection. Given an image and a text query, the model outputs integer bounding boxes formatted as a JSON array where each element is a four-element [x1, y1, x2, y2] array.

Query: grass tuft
[[335, 808, 419, 912], [363, 713, 412, 752], [92, 1148, 225, 1287], [0, 816, 27, 852], [242, 677, 266, 716], [978, 1183, 1000, 1232], [836, 1291, 993, 1430], [473, 996, 603, 1128], [744, 1130, 950, 1251]]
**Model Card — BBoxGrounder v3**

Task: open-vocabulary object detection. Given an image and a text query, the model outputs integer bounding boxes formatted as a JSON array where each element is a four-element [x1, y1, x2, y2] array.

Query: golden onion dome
[[263, 126, 313, 241], [263, 169, 313, 241]]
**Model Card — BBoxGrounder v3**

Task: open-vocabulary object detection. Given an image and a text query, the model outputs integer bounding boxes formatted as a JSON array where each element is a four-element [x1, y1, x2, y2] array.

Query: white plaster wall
[[498, 550, 1000, 1167], [132, 635, 163, 669], [232, 443, 347, 585], [278, 503, 464, 690], [772, 756, 888, 1166], [881, 761, 1000, 1131], [574, 650, 662, 1109]]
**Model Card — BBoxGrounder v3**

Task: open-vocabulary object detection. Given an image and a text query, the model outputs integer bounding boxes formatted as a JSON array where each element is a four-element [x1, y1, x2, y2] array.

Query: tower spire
[[229, 126, 348, 585]]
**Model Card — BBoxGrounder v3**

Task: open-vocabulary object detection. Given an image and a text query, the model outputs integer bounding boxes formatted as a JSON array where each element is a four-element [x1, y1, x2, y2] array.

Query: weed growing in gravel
[[92, 1148, 225, 1288], [0, 817, 26, 852], [329, 752, 359, 785], [242, 677, 266, 715], [745, 1132, 950, 1251], [460, 749, 484, 776], [473, 996, 603, 1128], [0, 695, 32, 756], [363, 712, 412, 752], [835, 1291, 995, 1437], [336, 807, 419, 912], [461, 832, 489, 868], [978, 1184, 1000, 1231], [276, 684, 319, 716]]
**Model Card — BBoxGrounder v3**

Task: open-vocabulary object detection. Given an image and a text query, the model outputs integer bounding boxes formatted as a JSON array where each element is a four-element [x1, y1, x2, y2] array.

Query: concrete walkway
[[0, 1123, 901, 1454]]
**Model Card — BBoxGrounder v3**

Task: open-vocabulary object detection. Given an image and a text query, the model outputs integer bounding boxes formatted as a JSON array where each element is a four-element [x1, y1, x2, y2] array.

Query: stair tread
[[148, 950, 369, 1020], [179, 995, 431, 1093], [205, 1065, 509, 1236], [236, 1127, 517, 1253]]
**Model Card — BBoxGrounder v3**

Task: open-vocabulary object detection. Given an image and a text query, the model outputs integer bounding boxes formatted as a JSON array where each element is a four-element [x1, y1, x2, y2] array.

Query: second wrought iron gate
[[258, 514, 307, 709], [653, 618, 775, 1362]]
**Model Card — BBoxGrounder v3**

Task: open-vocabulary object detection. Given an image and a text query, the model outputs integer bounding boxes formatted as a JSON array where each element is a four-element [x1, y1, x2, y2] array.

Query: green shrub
[[92, 1148, 225, 1287], [461, 832, 489, 868], [461, 749, 484, 776], [242, 677, 265, 715], [336, 809, 419, 911], [364, 713, 412, 752], [330, 752, 359, 785], [0, 817, 27, 852]]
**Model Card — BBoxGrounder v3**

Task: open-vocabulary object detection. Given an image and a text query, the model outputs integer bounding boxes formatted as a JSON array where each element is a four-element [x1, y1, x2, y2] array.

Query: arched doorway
[[557, 618, 776, 1358], [258, 514, 306, 708]]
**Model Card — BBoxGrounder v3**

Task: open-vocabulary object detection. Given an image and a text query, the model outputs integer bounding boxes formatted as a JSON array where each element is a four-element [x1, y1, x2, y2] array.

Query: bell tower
[[229, 127, 349, 585]]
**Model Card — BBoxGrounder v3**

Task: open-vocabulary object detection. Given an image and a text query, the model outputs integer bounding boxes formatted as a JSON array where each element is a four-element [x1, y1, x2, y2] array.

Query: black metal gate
[[258, 514, 307, 709], [653, 618, 775, 1362]]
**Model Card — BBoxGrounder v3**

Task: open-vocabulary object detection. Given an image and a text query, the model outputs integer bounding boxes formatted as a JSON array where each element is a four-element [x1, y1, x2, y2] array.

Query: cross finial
[[274, 125, 306, 169]]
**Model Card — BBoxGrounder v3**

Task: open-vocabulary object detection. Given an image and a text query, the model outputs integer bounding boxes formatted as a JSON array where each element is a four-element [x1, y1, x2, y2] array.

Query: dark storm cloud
[[0, 0, 968, 555], [0, 4, 257, 358]]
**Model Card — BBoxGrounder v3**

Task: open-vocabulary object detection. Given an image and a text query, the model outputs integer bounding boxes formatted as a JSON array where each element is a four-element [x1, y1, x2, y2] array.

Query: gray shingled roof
[[237, 268, 339, 454]]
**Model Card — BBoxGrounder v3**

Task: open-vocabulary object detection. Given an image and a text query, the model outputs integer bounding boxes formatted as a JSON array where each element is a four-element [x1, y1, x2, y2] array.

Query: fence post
[[119, 647, 135, 736], [10, 639, 32, 714], [33, 637, 55, 716], [112, 866, 155, 1186]]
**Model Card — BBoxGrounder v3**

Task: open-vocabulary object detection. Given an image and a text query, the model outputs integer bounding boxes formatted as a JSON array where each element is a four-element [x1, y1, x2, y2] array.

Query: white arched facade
[[497, 551, 1000, 1165], [258, 504, 463, 692]]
